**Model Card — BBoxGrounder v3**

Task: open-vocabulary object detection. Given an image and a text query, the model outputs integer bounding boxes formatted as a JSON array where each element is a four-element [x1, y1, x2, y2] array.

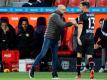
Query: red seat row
[[54, 0, 107, 7]]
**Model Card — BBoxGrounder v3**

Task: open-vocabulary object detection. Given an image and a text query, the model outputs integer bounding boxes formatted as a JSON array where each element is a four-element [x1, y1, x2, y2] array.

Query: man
[[94, 18, 104, 72], [29, 5, 77, 79], [0, 18, 16, 50], [76, 1, 95, 80], [99, 18, 107, 72]]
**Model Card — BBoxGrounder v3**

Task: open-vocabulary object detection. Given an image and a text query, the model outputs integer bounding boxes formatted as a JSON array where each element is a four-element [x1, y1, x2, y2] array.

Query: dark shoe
[[29, 68, 34, 79], [52, 72, 58, 78], [52, 72, 60, 80]]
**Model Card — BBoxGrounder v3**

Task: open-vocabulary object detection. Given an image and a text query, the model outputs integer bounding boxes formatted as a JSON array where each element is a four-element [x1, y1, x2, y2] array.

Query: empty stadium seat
[[68, 0, 81, 7], [0, 0, 6, 6], [20, 0, 29, 2], [54, 0, 69, 6], [96, 0, 107, 7], [7, 0, 20, 6], [89, 0, 96, 7], [12, 2, 27, 7]]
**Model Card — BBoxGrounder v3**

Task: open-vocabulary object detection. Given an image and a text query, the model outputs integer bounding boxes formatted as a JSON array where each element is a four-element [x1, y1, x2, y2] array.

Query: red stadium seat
[[68, 0, 81, 7], [54, 0, 69, 6], [89, 0, 96, 7], [96, 0, 107, 7]]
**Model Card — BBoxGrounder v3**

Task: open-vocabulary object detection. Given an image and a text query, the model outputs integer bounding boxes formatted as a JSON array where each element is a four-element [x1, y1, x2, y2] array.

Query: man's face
[[79, 4, 84, 11], [60, 7, 66, 14], [22, 21, 28, 28], [1, 22, 8, 30], [100, 21, 103, 27]]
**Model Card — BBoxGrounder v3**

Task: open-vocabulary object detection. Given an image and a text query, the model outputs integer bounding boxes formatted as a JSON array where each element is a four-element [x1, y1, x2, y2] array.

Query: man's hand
[[94, 44, 101, 49], [77, 37, 82, 46], [71, 20, 78, 26]]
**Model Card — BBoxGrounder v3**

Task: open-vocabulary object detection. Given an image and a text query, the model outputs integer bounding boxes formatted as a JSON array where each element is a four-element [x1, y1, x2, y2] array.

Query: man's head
[[18, 17, 29, 29], [99, 18, 104, 27], [57, 5, 66, 14], [80, 1, 90, 12], [0, 19, 8, 30]]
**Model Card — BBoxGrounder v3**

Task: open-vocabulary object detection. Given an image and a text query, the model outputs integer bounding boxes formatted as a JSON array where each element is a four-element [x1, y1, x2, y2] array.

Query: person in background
[[1, 17, 15, 33], [82, 18, 104, 72], [32, 17, 46, 58], [22, 0, 37, 7], [44, 0, 55, 7], [0, 17, 16, 49], [16, 17, 34, 59], [0, 18, 16, 60], [22, 0, 46, 7], [97, 18, 107, 73], [33, 17, 51, 71]]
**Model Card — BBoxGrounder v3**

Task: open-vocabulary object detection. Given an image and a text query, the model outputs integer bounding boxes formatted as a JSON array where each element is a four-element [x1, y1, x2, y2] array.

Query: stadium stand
[[0, 0, 6, 7], [89, 0, 96, 7], [68, 0, 81, 7], [96, 0, 107, 7], [54, 0, 69, 7]]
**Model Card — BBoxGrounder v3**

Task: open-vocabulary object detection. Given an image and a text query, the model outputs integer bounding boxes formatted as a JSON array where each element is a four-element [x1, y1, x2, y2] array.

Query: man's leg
[[99, 48, 106, 72], [87, 55, 94, 79], [50, 41, 59, 78], [86, 39, 95, 79], [29, 38, 51, 78], [81, 55, 89, 72], [76, 52, 82, 79], [87, 55, 94, 70], [101, 48, 106, 69]]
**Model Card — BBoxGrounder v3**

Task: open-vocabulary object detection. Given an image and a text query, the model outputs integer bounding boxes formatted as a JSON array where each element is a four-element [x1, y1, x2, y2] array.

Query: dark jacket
[[0, 26, 16, 50], [94, 27, 102, 45], [94, 27, 107, 48], [17, 25, 34, 48], [101, 19, 107, 48], [44, 11, 73, 41]]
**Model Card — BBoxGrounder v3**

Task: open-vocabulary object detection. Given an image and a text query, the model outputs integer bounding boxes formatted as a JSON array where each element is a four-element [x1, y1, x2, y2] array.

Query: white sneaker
[[28, 69, 34, 79], [81, 67, 88, 72], [99, 68, 104, 73], [75, 75, 81, 80]]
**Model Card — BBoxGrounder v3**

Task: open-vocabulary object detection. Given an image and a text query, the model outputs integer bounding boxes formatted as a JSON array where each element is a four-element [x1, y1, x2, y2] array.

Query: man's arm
[[94, 28, 101, 44], [77, 13, 84, 46], [77, 24, 83, 46], [77, 24, 83, 39], [53, 14, 74, 28]]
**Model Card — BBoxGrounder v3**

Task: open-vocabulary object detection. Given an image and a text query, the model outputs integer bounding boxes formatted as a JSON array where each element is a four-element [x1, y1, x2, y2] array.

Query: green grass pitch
[[0, 72, 107, 80]]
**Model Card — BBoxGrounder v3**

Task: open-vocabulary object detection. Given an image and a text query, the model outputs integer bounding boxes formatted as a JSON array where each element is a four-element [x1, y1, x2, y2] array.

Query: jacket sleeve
[[53, 14, 73, 28], [94, 28, 101, 44]]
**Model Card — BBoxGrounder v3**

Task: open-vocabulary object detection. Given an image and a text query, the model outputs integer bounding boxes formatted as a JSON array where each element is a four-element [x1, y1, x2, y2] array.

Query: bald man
[[29, 5, 77, 79]]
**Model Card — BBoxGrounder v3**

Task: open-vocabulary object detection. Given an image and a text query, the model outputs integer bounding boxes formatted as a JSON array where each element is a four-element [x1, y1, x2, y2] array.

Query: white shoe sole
[[29, 70, 34, 79]]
